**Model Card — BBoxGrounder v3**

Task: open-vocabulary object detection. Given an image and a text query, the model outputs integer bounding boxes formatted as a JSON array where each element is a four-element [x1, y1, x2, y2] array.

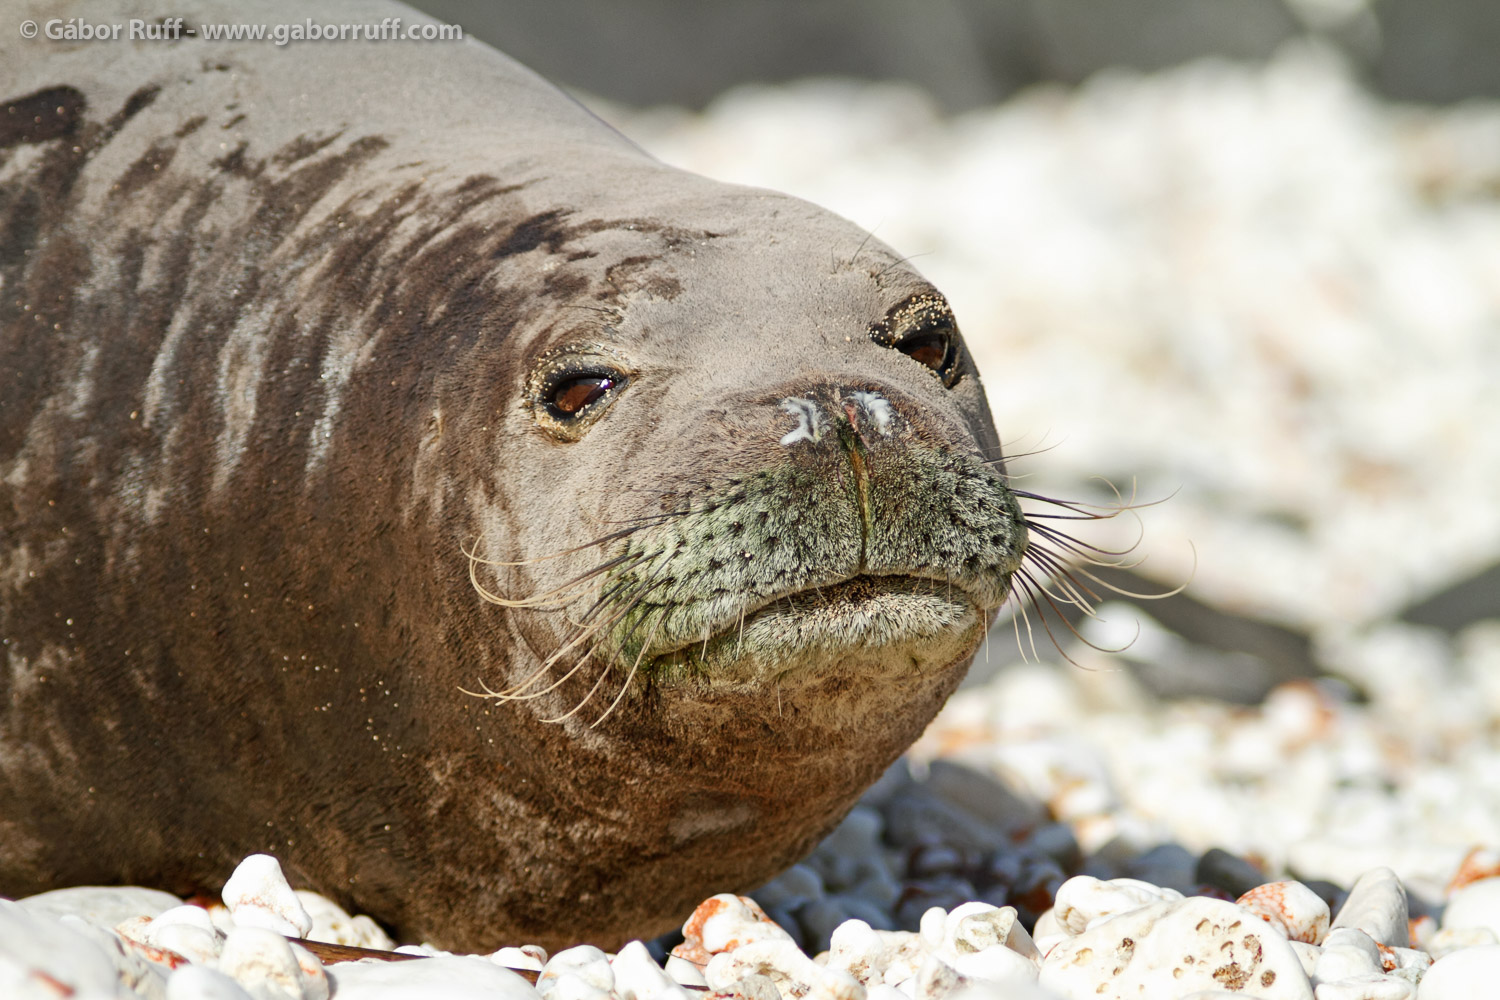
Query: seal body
[[0, 0, 1028, 950]]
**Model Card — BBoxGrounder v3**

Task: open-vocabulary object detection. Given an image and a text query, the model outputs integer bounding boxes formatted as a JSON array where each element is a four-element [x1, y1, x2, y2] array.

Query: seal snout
[[597, 383, 1028, 682]]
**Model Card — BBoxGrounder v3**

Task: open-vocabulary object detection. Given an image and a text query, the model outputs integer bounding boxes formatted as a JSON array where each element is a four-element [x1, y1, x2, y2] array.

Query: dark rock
[[1373, 0, 1500, 104], [1399, 561, 1500, 634], [895, 876, 981, 929], [405, 0, 1302, 114], [1021, 0, 1301, 83], [1196, 847, 1269, 898]]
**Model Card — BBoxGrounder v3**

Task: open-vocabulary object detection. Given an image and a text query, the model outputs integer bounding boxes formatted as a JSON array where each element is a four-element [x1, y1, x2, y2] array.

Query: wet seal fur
[[0, 0, 1030, 950]]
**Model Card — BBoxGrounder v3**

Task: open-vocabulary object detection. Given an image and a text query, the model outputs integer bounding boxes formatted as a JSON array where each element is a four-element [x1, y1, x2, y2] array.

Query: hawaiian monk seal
[[0, 0, 1042, 950]]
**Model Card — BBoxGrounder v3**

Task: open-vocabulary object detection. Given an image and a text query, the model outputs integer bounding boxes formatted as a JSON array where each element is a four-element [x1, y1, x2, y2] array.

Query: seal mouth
[[644, 573, 987, 680]]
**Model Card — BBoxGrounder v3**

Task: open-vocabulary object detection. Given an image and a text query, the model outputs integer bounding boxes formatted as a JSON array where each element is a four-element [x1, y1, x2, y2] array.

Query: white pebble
[[826, 921, 929, 987], [1038, 896, 1313, 999], [147, 905, 224, 964], [1238, 881, 1332, 944], [664, 955, 708, 988], [1050, 875, 1184, 934], [908, 954, 960, 1000], [947, 945, 1038, 987], [154, 905, 221, 935], [538, 945, 614, 997], [1330, 869, 1409, 949], [151, 922, 223, 966], [611, 941, 690, 1000], [167, 964, 256, 1000], [287, 940, 330, 1000], [491, 945, 548, 973], [217, 925, 318, 1000], [17, 885, 185, 931], [1313, 927, 1384, 985], [918, 908, 947, 950], [1383, 946, 1432, 983], [1437, 876, 1500, 940], [1291, 940, 1321, 978], [329, 955, 541, 1000], [546, 973, 613, 1000], [1314, 973, 1415, 999], [937, 902, 1039, 965], [293, 891, 394, 950], [221, 855, 314, 939], [0, 899, 131, 999], [1416, 944, 1500, 999], [673, 895, 793, 966], [1427, 925, 1498, 958], [706, 939, 865, 1000]]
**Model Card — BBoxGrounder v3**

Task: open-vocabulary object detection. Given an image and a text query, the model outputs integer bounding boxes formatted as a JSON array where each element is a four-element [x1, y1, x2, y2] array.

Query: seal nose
[[778, 389, 898, 450]]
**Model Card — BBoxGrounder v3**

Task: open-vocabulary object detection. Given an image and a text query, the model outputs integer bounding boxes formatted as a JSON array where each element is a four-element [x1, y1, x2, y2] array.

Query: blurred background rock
[[409, 0, 1500, 110]]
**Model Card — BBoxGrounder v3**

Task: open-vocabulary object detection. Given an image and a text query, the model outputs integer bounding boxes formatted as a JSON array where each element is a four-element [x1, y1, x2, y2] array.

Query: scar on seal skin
[[0, 0, 1145, 952]]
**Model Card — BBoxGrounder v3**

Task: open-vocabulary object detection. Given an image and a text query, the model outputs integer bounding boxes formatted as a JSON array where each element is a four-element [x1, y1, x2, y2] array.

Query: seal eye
[[897, 329, 953, 374], [551, 374, 616, 416], [869, 293, 963, 388], [529, 349, 632, 441]]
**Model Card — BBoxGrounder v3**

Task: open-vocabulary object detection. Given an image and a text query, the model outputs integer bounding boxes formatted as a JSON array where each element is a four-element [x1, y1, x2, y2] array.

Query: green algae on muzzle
[[602, 449, 1029, 683]]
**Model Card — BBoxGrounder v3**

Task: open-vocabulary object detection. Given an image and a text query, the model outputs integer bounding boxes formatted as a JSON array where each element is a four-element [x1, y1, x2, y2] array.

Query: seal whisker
[[456, 676, 508, 700], [1010, 576, 1045, 663], [1009, 571, 1094, 667], [470, 561, 674, 703], [1021, 548, 1104, 615], [570, 551, 672, 625], [1010, 485, 1145, 515], [1024, 520, 1143, 562], [492, 573, 675, 702], [1012, 566, 1143, 663], [467, 549, 644, 610], [1023, 527, 1195, 600], [874, 251, 930, 280], [498, 578, 667, 702], [977, 443, 1062, 466], [544, 599, 672, 725], [461, 522, 666, 569], [540, 655, 618, 724], [1047, 555, 1193, 602], [595, 506, 701, 529], [844, 224, 881, 269], [588, 615, 665, 729], [485, 624, 610, 702]]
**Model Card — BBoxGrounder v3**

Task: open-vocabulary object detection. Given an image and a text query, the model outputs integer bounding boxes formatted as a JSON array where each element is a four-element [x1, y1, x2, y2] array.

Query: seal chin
[[647, 574, 992, 684]]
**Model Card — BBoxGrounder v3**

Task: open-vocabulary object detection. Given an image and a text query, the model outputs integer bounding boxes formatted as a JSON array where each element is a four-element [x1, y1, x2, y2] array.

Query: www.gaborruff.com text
[[25, 17, 463, 46]]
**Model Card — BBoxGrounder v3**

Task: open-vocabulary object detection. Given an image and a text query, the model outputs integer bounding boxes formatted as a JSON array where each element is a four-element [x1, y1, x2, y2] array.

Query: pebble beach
[[7, 41, 1500, 1000]]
